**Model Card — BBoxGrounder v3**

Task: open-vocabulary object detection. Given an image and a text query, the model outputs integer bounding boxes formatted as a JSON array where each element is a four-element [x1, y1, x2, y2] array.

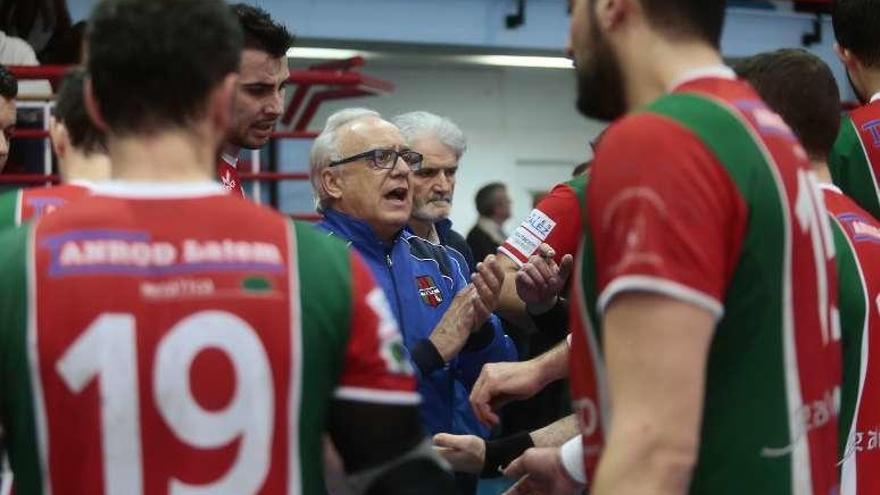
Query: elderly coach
[[310, 108, 517, 446]]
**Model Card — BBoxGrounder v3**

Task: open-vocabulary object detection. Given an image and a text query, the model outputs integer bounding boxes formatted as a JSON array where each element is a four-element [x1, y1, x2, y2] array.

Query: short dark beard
[[575, 14, 627, 122]]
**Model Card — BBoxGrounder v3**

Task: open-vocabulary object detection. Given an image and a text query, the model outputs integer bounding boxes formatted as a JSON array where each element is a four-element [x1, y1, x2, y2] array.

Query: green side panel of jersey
[[0, 224, 43, 495], [0, 189, 20, 230], [830, 217, 868, 459], [829, 116, 880, 219], [565, 174, 588, 212], [291, 220, 353, 494], [644, 93, 791, 493]]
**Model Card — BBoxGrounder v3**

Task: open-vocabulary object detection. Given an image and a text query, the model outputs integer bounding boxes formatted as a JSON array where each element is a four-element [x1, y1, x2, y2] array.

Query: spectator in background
[[393, 110, 476, 272], [0, 64, 15, 173], [466, 183, 511, 263], [0, 30, 50, 96], [0, 68, 109, 227], [0, 0, 70, 55]]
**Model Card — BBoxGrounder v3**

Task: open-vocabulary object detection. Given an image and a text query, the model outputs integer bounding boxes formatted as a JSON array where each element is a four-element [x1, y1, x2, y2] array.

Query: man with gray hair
[[392, 111, 475, 271], [311, 107, 517, 494]]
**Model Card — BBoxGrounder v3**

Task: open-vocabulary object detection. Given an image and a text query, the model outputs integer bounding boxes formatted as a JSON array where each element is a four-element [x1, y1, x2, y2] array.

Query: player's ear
[[83, 77, 110, 133], [48, 116, 69, 159], [835, 43, 858, 71], [597, 0, 630, 30]]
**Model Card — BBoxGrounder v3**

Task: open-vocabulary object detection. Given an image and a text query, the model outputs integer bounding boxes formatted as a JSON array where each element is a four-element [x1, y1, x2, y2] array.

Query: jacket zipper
[[386, 253, 406, 339]]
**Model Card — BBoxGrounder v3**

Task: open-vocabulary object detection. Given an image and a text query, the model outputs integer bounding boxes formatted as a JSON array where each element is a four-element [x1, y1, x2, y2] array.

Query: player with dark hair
[[0, 68, 110, 228], [829, 0, 880, 218], [0, 1, 456, 494], [219, 3, 295, 197], [504, 0, 839, 493], [0, 64, 17, 173], [738, 47, 880, 495]]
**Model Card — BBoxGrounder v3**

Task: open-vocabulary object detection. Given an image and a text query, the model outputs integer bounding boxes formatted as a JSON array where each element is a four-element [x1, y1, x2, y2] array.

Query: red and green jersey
[[824, 185, 880, 495], [0, 182, 416, 495], [829, 100, 880, 220], [499, 175, 586, 266], [0, 183, 91, 229], [570, 74, 841, 494]]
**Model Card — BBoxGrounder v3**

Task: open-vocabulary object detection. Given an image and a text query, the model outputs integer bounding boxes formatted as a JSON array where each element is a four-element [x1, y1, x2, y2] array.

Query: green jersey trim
[[829, 213, 870, 470], [0, 189, 21, 230], [829, 115, 880, 219], [291, 220, 353, 494]]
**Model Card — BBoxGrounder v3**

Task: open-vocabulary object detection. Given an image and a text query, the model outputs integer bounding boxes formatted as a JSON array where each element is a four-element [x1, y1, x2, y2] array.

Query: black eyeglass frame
[[328, 148, 423, 170]]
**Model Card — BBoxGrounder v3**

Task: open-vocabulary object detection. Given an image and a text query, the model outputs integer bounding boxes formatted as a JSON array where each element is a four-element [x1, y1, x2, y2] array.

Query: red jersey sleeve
[[499, 182, 583, 266], [334, 252, 420, 405], [587, 114, 747, 319]]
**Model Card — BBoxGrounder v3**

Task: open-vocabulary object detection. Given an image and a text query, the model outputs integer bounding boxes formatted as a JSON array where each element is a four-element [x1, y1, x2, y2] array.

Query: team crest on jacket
[[416, 275, 443, 307]]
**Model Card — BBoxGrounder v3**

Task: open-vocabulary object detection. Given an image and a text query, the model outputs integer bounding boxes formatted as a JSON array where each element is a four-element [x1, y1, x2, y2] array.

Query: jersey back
[[829, 101, 880, 219], [825, 186, 880, 495], [571, 77, 840, 494], [0, 188, 415, 495], [0, 184, 90, 228]]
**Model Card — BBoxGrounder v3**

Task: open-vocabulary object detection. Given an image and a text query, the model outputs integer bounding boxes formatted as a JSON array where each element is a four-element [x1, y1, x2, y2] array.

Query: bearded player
[[0, 68, 110, 228], [738, 48, 880, 495], [504, 0, 840, 494], [0, 1, 456, 494], [829, 0, 880, 219], [218, 4, 293, 197]]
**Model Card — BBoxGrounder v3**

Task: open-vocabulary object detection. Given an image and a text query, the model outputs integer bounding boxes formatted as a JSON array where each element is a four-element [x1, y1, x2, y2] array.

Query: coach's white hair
[[392, 111, 467, 159], [309, 107, 381, 212]]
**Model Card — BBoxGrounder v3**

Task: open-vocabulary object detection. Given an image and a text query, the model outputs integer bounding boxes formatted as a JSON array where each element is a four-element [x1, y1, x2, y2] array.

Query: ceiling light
[[287, 47, 573, 70], [457, 55, 573, 69], [287, 47, 368, 60]]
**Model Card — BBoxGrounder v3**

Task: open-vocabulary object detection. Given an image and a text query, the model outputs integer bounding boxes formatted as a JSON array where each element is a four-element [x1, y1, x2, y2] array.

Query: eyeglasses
[[328, 148, 423, 171]]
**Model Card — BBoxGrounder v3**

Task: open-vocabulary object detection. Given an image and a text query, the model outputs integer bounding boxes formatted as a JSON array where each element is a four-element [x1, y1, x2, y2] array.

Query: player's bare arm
[[470, 341, 570, 427], [589, 293, 713, 495], [496, 252, 534, 329], [433, 413, 579, 474]]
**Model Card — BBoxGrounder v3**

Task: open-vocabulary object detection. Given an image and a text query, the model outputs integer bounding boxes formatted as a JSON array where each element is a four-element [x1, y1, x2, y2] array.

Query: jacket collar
[[320, 208, 403, 259]]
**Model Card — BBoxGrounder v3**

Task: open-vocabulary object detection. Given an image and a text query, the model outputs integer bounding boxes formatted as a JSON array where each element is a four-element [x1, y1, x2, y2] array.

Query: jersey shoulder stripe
[[644, 91, 776, 194]]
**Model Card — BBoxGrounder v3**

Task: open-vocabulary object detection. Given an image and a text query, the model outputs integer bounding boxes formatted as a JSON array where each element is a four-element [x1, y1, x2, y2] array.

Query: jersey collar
[[870, 92, 880, 104], [220, 152, 239, 169], [819, 182, 842, 194], [668, 65, 736, 92], [68, 179, 96, 189], [91, 181, 227, 199]]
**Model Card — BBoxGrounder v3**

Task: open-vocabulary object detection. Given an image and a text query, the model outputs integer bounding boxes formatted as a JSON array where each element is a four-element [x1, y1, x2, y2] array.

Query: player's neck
[[813, 159, 832, 184], [861, 69, 880, 103], [410, 218, 438, 242], [623, 35, 723, 110], [221, 141, 241, 163], [59, 151, 111, 184], [109, 130, 216, 183]]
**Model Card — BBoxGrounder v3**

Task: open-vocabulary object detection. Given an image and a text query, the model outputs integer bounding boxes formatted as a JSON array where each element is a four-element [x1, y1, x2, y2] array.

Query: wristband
[[560, 435, 587, 484], [410, 339, 445, 375], [481, 431, 534, 478], [463, 321, 495, 351]]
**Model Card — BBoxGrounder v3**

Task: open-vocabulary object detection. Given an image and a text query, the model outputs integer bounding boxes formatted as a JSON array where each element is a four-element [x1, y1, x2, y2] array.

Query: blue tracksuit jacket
[[317, 209, 517, 437]]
